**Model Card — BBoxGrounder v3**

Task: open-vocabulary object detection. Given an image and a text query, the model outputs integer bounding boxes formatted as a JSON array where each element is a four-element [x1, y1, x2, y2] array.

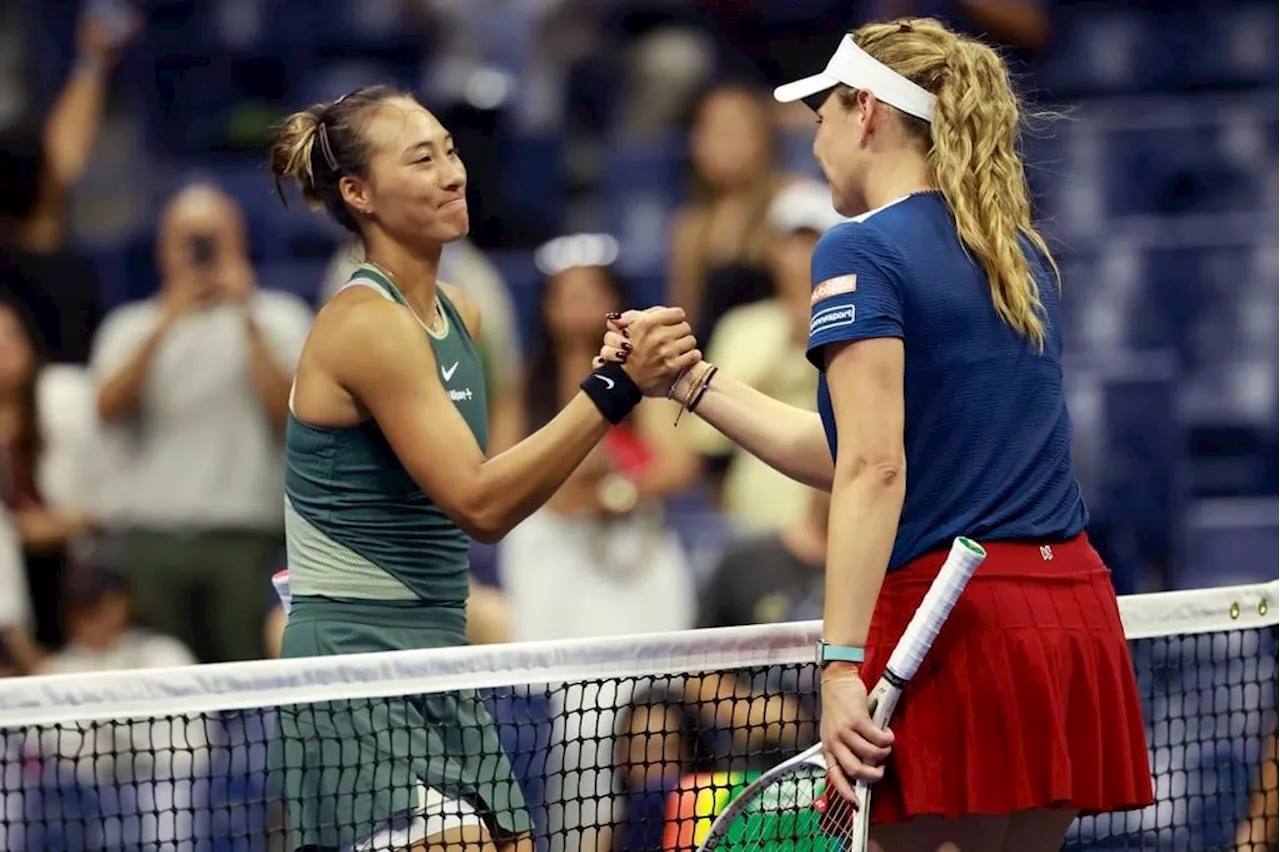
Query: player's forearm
[[822, 461, 905, 648], [466, 393, 609, 542], [690, 372, 834, 490]]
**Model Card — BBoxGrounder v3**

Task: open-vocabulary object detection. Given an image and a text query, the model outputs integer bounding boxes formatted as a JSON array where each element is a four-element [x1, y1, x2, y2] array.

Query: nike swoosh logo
[[594, 374, 615, 390], [441, 362, 459, 382]]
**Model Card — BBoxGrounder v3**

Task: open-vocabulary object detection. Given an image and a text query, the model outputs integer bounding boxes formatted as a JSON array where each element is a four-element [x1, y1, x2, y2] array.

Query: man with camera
[[90, 184, 312, 664]]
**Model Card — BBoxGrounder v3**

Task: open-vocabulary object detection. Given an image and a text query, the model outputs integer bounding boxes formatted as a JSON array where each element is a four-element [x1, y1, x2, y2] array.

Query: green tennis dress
[[272, 263, 531, 850]]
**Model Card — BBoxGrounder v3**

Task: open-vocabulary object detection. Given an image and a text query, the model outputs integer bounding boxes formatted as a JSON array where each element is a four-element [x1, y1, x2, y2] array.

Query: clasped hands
[[595, 307, 703, 397]]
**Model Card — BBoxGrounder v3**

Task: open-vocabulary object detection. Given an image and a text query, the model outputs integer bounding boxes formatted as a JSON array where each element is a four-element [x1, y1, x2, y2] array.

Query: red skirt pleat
[[859, 534, 1156, 824]]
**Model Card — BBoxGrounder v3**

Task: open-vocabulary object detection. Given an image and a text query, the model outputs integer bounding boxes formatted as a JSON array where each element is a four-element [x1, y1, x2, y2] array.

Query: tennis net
[[0, 581, 1274, 851]]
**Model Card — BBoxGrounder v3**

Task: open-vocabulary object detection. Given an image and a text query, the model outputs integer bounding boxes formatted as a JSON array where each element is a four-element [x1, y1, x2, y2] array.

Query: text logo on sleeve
[[810, 304, 855, 335], [811, 274, 857, 306]]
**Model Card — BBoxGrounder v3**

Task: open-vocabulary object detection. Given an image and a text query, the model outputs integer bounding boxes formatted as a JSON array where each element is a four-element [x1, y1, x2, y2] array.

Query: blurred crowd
[[0, 0, 1069, 677], [0, 0, 1274, 848]]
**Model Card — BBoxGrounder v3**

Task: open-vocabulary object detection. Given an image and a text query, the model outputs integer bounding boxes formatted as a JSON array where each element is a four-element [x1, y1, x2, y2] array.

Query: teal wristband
[[816, 641, 865, 666]]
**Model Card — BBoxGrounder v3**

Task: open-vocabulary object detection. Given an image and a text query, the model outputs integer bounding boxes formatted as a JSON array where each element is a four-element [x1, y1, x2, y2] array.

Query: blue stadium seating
[[1183, 498, 1280, 587]]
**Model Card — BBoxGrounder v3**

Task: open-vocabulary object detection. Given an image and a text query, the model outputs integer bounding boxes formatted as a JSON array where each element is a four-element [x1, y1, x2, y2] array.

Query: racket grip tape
[[884, 537, 986, 682]]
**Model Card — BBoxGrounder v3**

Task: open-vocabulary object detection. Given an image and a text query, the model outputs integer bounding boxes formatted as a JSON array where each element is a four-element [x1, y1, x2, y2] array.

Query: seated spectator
[[698, 488, 829, 629], [667, 84, 787, 343], [31, 567, 207, 850], [682, 179, 841, 529], [0, 298, 97, 651], [90, 184, 313, 664], [37, 563, 195, 675]]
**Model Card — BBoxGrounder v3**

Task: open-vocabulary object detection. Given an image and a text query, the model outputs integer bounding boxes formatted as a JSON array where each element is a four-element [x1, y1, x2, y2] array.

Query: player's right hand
[[820, 673, 894, 802], [601, 307, 700, 397]]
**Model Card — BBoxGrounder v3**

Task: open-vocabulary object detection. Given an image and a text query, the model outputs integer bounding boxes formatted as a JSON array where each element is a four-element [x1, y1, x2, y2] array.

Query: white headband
[[773, 34, 936, 123], [534, 233, 620, 276]]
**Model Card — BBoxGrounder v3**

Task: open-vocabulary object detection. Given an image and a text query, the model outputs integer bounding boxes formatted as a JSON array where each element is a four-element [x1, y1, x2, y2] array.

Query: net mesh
[[0, 581, 1274, 852]]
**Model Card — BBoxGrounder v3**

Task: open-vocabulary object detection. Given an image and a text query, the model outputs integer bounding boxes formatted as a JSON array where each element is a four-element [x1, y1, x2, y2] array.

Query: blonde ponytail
[[853, 19, 1058, 350]]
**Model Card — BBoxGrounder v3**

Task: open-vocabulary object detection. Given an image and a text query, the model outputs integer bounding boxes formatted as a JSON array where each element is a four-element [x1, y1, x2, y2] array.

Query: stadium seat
[[1182, 497, 1279, 587]]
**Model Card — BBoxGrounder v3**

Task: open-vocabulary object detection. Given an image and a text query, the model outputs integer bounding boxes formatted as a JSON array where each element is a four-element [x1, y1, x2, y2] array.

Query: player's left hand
[[820, 670, 894, 803]]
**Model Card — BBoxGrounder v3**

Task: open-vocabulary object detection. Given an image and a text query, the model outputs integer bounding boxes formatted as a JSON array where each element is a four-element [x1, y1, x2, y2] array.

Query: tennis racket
[[693, 536, 987, 852]]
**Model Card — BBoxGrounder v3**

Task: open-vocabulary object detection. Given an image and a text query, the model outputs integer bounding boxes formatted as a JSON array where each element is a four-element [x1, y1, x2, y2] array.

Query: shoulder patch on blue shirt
[[811, 274, 857, 305], [810, 303, 855, 335]]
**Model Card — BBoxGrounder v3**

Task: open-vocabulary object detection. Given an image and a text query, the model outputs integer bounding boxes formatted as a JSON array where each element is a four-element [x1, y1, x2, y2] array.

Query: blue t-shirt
[[807, 191, 1087, 571]]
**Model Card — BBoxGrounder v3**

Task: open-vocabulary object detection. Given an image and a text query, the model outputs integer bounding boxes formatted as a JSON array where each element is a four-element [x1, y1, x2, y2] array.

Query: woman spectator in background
[[499, 233, 698, 641], [0, 300, 96, 653], [667, 84, 786, 344], [498, 234, 699, 852]]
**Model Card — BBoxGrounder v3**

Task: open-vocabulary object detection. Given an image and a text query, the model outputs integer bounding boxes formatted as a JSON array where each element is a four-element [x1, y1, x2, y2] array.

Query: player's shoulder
[[812, 217, 901, 276], [316, 284, 424, 357]]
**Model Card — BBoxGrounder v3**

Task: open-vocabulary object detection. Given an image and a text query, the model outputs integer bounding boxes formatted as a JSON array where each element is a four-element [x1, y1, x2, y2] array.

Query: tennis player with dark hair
[[266, 86, 698, 852], [602, 18, 1154, 852]]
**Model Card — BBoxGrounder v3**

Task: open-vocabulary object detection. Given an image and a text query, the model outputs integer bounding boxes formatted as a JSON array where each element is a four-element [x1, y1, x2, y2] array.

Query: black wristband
[[580, 361, 642, 425]]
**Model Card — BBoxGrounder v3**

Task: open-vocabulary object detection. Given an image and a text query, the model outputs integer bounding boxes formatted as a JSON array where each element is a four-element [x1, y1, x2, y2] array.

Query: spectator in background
[[0, 5, 135, 363], [667, 84, 786, 343], [90, 184, 312, 664], [37, 564, 195, 675], [1236, 731, 1279, 851], [0, 505, 41, 675], [320, 238, 525, 452], [682, 180, 841, 529], [31, 568, 208, 850], [0, 299, 96, 651], [499, 234, 698, 643], [698, 489, 829, 629]]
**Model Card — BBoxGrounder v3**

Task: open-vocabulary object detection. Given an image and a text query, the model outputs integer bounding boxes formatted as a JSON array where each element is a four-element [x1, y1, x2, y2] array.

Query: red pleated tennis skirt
[[860, 534, 1155, 824]]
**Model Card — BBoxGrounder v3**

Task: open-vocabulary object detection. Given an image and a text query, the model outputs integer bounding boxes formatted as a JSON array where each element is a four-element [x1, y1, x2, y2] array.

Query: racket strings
[[723, 769, 865, 850]]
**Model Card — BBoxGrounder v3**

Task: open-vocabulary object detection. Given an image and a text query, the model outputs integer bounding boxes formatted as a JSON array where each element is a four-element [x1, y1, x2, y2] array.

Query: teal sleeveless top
[[283, 264, 488, 626]]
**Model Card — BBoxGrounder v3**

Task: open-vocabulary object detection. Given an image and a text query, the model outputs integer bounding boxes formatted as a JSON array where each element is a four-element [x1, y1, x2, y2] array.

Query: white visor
[[773, 34, 936, 123]]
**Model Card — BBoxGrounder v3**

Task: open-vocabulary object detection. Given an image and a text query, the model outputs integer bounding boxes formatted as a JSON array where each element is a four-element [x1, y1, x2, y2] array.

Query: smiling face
[[338, 97, 469, 250]]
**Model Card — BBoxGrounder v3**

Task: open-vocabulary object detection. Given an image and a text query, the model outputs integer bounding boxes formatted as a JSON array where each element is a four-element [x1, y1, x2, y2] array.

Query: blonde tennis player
[[266, 85, 698, 852], [601, 18, 1154, 852]]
